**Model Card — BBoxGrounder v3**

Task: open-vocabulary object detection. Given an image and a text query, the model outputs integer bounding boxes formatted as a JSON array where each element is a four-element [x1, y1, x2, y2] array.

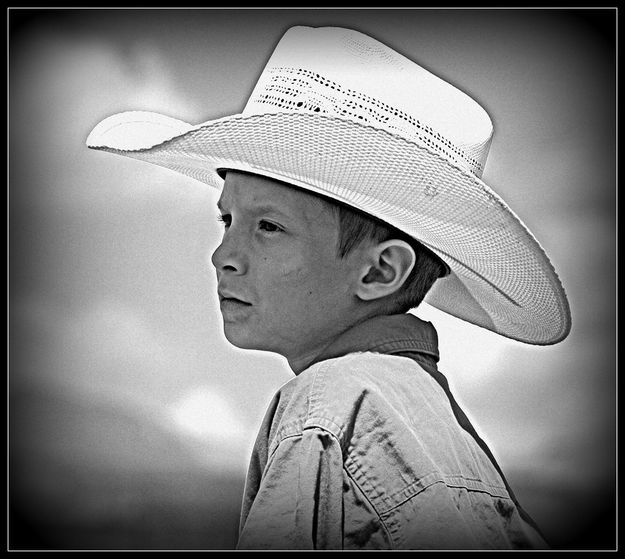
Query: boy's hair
[[331, 202, 448, 313]]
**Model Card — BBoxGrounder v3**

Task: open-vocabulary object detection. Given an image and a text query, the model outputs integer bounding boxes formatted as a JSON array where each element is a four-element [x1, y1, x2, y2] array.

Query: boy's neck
[[286, 310, 400, 374], [287, 311, 440, 375]]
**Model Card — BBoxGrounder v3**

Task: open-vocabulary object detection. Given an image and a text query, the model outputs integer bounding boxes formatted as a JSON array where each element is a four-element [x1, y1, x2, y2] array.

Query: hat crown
[[243, 26, 494, 177]]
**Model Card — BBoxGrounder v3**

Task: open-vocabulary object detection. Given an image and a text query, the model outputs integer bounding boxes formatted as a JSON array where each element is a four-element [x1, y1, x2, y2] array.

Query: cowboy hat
[[86, 25, 571, 345]]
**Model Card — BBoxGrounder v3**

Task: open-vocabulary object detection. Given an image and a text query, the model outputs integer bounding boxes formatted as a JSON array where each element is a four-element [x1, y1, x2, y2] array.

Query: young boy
[[87, 25, 571, 549]]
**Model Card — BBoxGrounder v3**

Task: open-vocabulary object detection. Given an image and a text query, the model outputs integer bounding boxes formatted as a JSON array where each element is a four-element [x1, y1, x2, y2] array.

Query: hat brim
[[87, 110, 571, 345]]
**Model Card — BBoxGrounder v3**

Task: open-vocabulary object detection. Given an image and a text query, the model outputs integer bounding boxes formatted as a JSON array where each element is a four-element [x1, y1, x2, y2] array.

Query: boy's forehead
[[219, 171, 335, 220]]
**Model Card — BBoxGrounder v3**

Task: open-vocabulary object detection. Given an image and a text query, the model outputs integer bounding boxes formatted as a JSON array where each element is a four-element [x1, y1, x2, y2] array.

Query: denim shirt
[[237, 314, 547, 550]]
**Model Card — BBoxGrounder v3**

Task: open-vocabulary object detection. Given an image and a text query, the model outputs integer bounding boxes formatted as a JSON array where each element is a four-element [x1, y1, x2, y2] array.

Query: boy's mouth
[[218, 291, 252, 306], [219, 293, 253, 318]]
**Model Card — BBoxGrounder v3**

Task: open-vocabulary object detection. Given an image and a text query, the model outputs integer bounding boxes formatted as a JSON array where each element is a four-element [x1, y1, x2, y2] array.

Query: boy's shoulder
[[301, 350, 426, 396], [286, 351, 421, 401], [271, 351, 445, 444]]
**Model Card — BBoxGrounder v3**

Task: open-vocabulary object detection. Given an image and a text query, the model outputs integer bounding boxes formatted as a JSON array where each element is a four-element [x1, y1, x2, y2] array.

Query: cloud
[[168, 386, 254, 472], [170, 387, 246, 440], [11, 21, 208, 216], [415, 304, 509, 381], [11, 295, 256, 467]]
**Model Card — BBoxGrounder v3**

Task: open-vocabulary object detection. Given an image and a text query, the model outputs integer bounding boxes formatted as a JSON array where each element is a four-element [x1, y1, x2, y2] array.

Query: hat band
[[245, 66, 488, 177]]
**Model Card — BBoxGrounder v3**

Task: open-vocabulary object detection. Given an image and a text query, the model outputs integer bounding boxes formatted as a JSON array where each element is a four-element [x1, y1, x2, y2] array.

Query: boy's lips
[[218, 290, 252, 306], [218, 290, 253, 320]]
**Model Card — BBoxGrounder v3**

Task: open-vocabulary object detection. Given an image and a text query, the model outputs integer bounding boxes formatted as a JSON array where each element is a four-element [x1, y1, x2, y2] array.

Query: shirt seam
[[343, 464, 396, 550], [266, 423, 398, 549], [267, 420, 345, 463], [307, 360, 322, 424], [366, 338, 439, 358], [304, 360, 350, 442], [379, 473, 512, 516], [266, 430, 304, 463], [307, 359, 331, 423]]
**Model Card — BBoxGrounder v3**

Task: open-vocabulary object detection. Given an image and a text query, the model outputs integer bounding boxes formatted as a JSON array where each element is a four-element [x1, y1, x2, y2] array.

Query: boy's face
[[211, 171, 365, 371]]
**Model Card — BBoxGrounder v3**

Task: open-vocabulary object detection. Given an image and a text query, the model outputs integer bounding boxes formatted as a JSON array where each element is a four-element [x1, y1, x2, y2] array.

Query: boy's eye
[[217, 213, 231, 228], [259, 220, 283, 233]]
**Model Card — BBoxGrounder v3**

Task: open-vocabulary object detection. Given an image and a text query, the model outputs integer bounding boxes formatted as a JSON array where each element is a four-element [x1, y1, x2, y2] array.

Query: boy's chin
[[222, 323, 272, 353]]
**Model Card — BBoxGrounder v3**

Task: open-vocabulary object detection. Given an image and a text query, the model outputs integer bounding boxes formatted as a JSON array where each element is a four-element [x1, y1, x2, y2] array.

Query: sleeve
[[236, 427, 345, 550]]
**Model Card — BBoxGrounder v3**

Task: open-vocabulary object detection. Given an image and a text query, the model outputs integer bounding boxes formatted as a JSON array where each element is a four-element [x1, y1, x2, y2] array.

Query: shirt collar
[[313, 313, 440, 366]]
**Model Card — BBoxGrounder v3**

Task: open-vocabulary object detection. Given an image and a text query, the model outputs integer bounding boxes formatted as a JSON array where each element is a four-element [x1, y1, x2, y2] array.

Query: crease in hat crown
[[242, 26, 494, 178]]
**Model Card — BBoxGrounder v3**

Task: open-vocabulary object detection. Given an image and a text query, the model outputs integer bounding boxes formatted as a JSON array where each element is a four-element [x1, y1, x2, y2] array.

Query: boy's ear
[[356, 239, 416, 302]]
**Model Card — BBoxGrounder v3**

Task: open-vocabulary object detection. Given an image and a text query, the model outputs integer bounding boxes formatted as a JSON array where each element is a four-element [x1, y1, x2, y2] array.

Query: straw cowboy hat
[[86, 25, 571, 345]]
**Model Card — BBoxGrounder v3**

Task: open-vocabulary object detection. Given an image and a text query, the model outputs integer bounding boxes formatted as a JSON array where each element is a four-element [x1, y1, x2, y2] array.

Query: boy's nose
[[211, 234, 247, 275]]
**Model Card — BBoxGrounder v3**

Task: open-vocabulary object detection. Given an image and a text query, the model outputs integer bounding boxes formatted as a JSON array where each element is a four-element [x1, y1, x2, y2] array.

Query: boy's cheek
[[272, 261, 310, 283]]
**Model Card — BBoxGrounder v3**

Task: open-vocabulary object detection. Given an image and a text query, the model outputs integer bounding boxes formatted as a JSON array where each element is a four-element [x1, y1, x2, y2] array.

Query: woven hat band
[[242, 26, 494, 178]]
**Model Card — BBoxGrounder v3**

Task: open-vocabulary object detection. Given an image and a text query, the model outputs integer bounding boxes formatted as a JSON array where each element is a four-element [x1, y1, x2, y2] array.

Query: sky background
[[9, 8, 616, 550]]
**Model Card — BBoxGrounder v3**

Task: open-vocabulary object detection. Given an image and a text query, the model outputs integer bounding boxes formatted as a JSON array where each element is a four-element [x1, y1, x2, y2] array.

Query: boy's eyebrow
[[248, 204, 291, 218], [216, 200, 292, 219]]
